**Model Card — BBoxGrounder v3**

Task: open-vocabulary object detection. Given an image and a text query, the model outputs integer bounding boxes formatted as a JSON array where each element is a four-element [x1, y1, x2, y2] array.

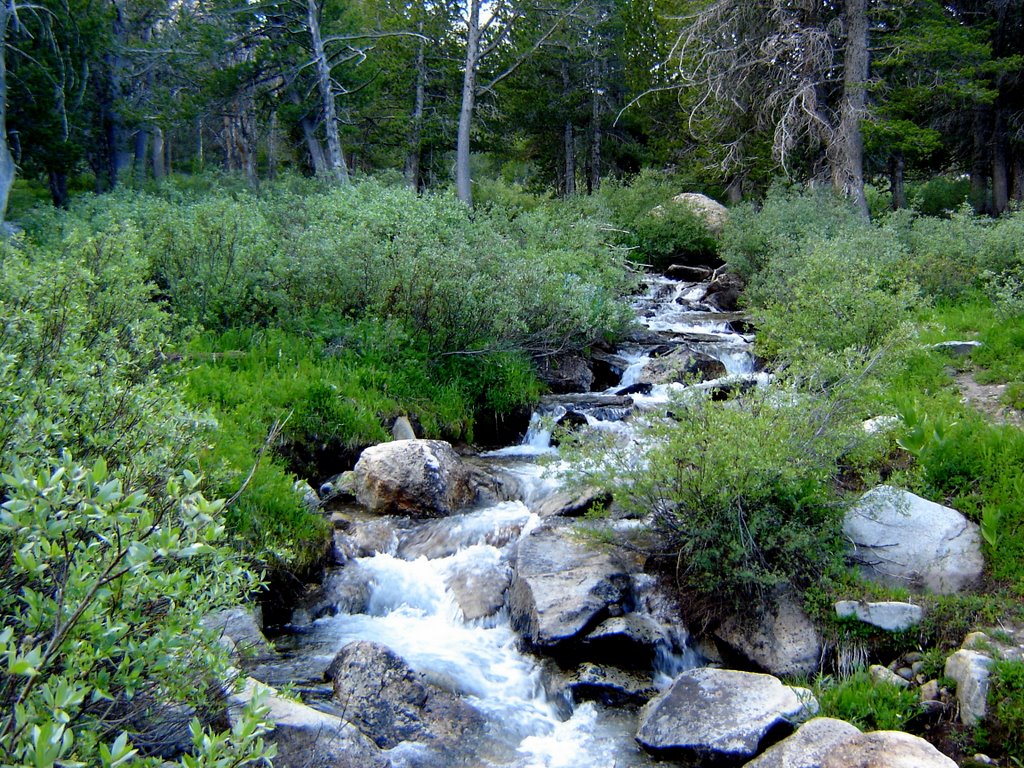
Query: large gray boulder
[[843, 486, 984, 594], [509, 524, 636, 650], [353, 439, 475, 517], [669, 193, 730, 235], [636, 668, 816, 762], [568, 663, 660, 707], [228, 677, 390, 768], [743, 717, 861, 768], [328, 640, 484, 751], [819, 731, 957, 768], [715, 590, 823, 677]]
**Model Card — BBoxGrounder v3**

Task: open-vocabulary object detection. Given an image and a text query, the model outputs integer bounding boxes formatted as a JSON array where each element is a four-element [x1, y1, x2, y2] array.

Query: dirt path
[[955, 371, 1024, 428]]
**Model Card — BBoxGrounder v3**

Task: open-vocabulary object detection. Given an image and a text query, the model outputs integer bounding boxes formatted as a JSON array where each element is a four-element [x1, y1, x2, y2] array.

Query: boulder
[[509, 523, 636, 650], [715, 590, 823, 677], [819, 730, 957, 768], [537, 353, 594, 394], [705, 271, 745, 312], [944, 649, 993, 725], [534, 487, 611, 518], [581, 613, 671, 669], [328, 640, 484, 750], [670, 193, 730, 236], [353, 440, 475, 517], [744, 717, 862, 768], [665, 264, 714, 281], [568, 663, 660, 707], [201, 607, 272, 659], [869, 665, 910, 689], [390, 416, 417, 440], [929, 340, 983, 357], [843, 486, 984, 594], [444, 555, 512, 622], [228, 677, 390, 768], [636, 668, 816, 762], [834, 601, 923, 632], [642, 347, 727, 385]]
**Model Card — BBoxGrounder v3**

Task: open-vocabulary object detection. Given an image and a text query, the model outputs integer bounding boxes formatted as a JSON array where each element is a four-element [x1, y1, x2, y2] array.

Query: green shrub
[[907, 175, 971, 216], [566, 387, 859, 615], [815, 669, 921, 731], [989, 660, 1024, 760]]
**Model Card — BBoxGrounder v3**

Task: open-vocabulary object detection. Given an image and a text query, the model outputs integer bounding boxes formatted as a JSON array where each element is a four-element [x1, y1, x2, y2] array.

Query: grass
[[814, 669, 921, 731]]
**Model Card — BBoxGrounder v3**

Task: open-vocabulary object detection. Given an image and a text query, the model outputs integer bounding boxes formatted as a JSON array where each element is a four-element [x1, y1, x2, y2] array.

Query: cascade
[[269, 274, 757, 767]]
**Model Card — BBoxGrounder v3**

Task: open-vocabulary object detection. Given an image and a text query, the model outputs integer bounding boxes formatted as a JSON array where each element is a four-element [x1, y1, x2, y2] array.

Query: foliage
[[565, 387, 857, 615], [0, 233, 269, 763], [814, 669, 921, 731], [989, 660, 1024, 761]]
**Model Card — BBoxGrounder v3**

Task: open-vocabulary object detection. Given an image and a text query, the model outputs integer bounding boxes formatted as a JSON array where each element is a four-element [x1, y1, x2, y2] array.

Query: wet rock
[[582, 613, 671, 669], [396, 502, 530, 559], [312, 565, 372, 617], [705, 271, 744, 312], [568, 663, 660, 706], [534, 487, 611, 518], [945, 649, 993, 725], [353, 440, 475, 517], [329, 640, 484, 751], [509, 523, 637, 650], [591, 350, 633, 389], [834, 600, 923, 632], [201, 607, 272, 659], [642, 347, 727, 385], [744, 717, 862, 768], [228, 676, 390, 768], [715, 589, 823, 677], [333, 518, 399, 560], [635, 668, 816, 762], [541, 393, 634, 408], [819, 730, 957, 768], [537, 353, 594, 394], [665, 264, 714, 281], [843, 486, 984, 594], [443, 551, 512, 622], [616, 382, 654, 396], [320, 471, 358, 503]]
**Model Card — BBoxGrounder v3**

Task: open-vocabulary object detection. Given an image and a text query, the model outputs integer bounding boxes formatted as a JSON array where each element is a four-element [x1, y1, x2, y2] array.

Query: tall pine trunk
[[830, 0, 869, 218], [405, 30, 426, 191], [456, 0, 482, 205]]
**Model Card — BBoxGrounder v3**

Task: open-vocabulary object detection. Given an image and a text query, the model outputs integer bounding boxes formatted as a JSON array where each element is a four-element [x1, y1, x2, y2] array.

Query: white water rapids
[[273, 275, 756, 767]]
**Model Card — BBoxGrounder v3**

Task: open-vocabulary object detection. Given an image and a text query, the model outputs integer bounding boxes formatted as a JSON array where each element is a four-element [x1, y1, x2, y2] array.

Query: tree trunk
[[48, 170, 69, 208], [134, 128, 149, 181], [308, 0, 349, 184], [1012, 148, 1023, 204], [405, 27, 426, 191], [589, 61, 602, 194], [564, 122, 576, 196], [0, 5, 14, 224], [889, 151, 906, 210], [830, 0, 869, 218], [152, 126, 166, 180], [456, 0, 482, 205], [300, 115, 328, 177], [992, 106, 1010, 214], [970, 105, 991, 214], [726, 176, 743, 204]]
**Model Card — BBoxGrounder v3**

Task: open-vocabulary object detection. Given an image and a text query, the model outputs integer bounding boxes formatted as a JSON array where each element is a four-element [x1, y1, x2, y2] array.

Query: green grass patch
[[814, 669, 922, 731]]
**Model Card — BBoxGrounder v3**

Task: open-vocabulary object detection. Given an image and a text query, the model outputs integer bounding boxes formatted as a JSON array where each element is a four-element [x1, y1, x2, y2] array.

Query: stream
[[264, 273, 760, 767]]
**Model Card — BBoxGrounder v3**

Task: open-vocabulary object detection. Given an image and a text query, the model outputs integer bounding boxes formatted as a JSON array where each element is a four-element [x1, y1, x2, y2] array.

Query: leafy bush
[[566, 388, 858, 615], [907, 175, 971, 216], [815, 669, 921, 731], [989, 660, 1024, 760], [0, 234, 270, 764]]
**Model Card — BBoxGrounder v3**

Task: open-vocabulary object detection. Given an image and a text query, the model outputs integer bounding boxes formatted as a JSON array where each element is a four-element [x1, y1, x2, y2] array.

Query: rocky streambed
[[208, 271, 990, 768]]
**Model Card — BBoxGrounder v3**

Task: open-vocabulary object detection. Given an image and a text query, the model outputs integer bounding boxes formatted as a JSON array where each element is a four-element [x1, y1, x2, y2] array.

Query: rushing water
[[272, 275, 755, 767]]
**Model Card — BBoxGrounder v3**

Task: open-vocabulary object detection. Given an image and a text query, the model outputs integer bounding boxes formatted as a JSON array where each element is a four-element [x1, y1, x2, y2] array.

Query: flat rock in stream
[[568, 662, 660, 706], [540, 393, 634, 408], [641, 347, 727, 385], [509, 523, 637, 650], [229, 676, 390, 768], [328, 640, 485, 751], [636, 668, 816, 762]]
